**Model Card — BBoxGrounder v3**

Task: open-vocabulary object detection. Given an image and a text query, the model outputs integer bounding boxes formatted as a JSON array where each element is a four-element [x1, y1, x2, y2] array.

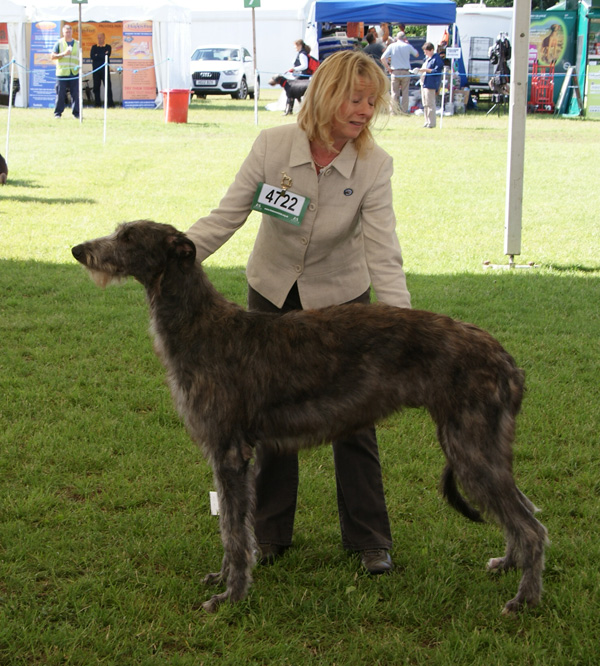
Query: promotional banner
[[529, 11, 577, 104], [66, 22, 123, 64], [122, 20, 156, 108], [0, 23, 9, 99], [29, 21, 61, 108], [585, 64, 600, 118]]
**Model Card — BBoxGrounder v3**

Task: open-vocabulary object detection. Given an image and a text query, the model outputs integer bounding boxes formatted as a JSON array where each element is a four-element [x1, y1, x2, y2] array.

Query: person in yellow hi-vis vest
[[51, 24, 80, 119]]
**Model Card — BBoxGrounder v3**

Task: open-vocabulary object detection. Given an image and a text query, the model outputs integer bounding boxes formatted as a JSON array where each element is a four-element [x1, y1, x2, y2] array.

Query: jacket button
[[300, 237, 308, 245], [295, 265, 302, 273], [308, 203, 316, 211]]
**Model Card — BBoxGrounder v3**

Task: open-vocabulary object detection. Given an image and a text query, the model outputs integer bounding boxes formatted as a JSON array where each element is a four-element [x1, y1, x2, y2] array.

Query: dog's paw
[[501, 594, 532, 615], [501, 600, 521, 615], [486, 556, 505, 571], [486, 556, 516, 572], [203, 571, 224, 587], [202, 592, 229, 613]]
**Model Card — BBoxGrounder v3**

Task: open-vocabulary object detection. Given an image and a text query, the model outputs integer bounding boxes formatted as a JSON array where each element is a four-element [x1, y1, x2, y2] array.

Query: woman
[[419, 42, 444, 128], [290, 39, 311, 79], [186, 50, 411, 575]]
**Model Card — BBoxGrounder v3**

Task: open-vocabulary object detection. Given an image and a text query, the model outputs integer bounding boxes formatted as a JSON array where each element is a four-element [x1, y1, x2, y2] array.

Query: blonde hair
[[297, 49, 389, 155]]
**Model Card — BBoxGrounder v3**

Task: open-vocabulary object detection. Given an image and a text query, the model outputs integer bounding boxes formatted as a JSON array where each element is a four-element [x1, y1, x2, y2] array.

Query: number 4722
[[264, 188, 298, 211]]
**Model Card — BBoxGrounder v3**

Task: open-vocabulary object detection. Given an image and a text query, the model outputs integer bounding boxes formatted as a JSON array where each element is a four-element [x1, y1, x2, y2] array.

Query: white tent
[[21, 0, 191, 106], [183, 0, 313, 83], [450, 5, 513, 71], [1, 0, 27, 106]]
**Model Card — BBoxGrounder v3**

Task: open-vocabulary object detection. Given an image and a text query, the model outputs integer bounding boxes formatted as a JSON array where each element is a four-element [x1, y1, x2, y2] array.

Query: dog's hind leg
[[440, 413, 547, 614], [458, 465, 546, 613], [202, 440, 257, 612], [486, 488, 548, 615]]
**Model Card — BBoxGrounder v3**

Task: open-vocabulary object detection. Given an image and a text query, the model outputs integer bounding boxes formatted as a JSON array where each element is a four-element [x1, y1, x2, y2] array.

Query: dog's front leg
[[203, 442, 256, 613]]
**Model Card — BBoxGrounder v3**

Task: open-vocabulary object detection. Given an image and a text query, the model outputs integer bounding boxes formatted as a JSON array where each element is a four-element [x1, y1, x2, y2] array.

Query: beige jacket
[[186, 123, 410, 310]]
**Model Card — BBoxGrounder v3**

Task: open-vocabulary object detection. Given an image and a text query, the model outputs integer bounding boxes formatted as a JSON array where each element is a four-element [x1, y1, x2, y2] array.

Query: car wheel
[[232, 77, 248, 100]]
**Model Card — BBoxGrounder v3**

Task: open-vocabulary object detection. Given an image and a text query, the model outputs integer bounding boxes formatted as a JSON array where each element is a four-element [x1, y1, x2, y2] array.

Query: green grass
[[1, 93, 599, 665]]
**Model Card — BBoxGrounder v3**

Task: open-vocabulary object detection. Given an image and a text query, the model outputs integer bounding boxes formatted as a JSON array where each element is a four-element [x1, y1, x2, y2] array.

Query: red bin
[[162, 89, 190, 123]]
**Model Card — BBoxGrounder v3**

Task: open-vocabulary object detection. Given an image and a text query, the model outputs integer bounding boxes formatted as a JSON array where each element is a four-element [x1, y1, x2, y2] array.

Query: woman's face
[[330, 78, 376, 149]]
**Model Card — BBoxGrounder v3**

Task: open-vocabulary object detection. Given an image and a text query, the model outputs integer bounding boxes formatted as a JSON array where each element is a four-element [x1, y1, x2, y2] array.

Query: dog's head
[[269, 75, 285, 87], [72, 220, 197, 289]]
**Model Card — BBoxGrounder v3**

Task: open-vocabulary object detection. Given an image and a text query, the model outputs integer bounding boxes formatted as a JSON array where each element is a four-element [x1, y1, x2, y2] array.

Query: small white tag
[[209, 491, 220, 516]]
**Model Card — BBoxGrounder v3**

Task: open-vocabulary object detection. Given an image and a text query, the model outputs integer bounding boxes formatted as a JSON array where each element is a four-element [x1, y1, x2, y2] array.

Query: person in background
[[90, 32, 114, 108], [290, 39, 311, 78], [185, 50, 411, 576], [419, 42, 444, 128], [362, 32, 385, 71], [51, 24, 79, 119], [381, 31, 418, 115]]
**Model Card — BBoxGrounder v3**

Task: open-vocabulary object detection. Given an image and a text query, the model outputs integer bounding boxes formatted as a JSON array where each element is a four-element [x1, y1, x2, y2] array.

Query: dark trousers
[[248, 283, 393, 552], [92, 68, 113, 107], [54, 76, 79, 118]]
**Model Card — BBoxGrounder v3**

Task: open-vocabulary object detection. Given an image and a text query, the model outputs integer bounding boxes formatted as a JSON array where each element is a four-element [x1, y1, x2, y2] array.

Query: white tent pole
[[78, 4, 83, 124], [165, 62, 170, 123], [6, 59, 15, 161], [440, 67, 447, 128], [252, 7, 258, 126], [504, 0, 531, 264], [450, 23, 456, 106], [103, 54, 108, 144]]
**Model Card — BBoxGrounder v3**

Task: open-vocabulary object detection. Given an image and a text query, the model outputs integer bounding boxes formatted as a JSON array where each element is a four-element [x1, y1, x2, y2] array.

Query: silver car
[[190, 44, 259, 100]]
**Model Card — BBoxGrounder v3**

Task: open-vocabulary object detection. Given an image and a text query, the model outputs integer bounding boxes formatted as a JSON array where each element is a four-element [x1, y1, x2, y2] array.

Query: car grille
[[193, 71, 220, 86]]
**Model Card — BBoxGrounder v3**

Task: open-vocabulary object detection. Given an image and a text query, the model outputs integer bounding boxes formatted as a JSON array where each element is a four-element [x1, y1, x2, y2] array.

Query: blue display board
[[29, 21, 61, 108]]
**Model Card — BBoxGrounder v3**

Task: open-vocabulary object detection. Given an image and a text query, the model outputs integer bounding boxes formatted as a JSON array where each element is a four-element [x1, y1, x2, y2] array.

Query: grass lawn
[[1, 91, 599, 665]]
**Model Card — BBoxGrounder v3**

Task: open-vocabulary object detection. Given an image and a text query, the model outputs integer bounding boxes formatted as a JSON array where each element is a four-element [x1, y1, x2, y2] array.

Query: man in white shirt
[[381, 32, 418, 114]]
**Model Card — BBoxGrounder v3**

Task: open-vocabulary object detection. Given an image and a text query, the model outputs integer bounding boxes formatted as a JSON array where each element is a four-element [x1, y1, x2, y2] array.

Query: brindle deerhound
[[72, 220, 548, 615]]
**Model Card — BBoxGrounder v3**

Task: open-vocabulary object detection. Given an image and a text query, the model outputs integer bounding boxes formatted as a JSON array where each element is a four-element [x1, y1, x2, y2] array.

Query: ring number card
[[252, 182, 310, 226]]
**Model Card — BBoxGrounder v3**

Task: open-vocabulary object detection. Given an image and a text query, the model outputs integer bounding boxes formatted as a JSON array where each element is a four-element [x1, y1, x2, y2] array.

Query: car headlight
[[223, 70, 239, 76]]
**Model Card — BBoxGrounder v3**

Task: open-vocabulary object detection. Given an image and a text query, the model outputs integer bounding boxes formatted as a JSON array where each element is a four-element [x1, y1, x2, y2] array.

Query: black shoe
[[360, 549, 394, 575], [257, 543, 287, 566]]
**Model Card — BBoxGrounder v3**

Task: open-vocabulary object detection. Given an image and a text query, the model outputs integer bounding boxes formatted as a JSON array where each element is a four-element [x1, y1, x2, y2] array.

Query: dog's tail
[[440, 464, 485, 523]]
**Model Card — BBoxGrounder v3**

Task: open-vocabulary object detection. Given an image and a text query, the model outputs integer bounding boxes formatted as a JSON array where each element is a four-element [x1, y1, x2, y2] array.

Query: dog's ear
[[166, 233, 196, 266]]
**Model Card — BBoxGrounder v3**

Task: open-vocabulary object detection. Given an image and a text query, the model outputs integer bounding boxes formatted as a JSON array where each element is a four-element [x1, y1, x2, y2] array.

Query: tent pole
[[103, 54, 108, 144], [252, 7, 258, 126], [504, 0, 530, 262], [78, 4, 82, 124], [485, 0, 537, 270], [6, 59, 15, 161]]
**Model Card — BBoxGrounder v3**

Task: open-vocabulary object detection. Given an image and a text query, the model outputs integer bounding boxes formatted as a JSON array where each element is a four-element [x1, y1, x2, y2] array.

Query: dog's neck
[[148, 261, 240, 341]]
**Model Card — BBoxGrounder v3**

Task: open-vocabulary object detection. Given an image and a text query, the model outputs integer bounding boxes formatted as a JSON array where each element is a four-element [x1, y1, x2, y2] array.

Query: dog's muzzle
[[72, 244, 86, 263]]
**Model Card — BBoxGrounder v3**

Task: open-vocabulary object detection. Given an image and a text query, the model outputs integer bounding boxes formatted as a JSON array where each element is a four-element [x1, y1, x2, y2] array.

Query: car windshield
[[192, 48, 242, 62]]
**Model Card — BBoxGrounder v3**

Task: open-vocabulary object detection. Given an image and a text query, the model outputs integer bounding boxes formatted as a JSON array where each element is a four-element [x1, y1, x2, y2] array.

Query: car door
[[243, 48, 254, 89]]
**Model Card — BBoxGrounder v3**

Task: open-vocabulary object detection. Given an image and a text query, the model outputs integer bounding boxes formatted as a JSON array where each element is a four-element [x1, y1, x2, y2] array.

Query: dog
[[72, 220, 548, 615], [269, 74, 310, 115], [541, 24, 560, 65], [0, 152, 7, 185]]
